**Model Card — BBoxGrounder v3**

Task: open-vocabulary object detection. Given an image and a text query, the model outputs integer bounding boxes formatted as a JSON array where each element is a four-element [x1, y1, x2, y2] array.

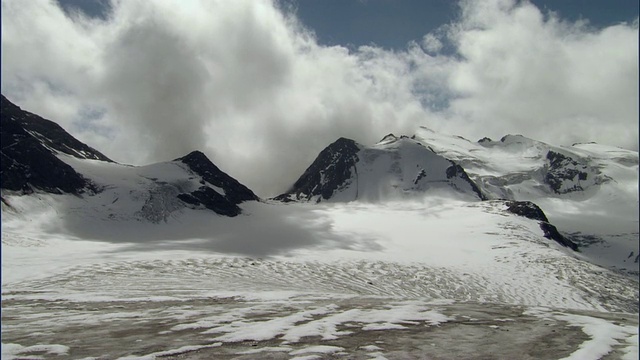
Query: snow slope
[[1, 95, 638, 358], [2, 150, 638, 358], [2, 197, 638, 359], [1, 150, 259, 231], [412, 127, 639, 274]]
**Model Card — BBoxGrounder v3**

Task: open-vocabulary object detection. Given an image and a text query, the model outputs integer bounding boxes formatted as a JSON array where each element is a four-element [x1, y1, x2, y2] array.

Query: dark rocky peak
[[172, 150, 258, 216], [1, 96, 98, 194], [177, 150, 212, 167], [1, 95, 112, 162], [175, 150, 258, 205], [275, 137, 361, 202], [329, 137, 361, 154], [478, 137, 492, 143], [505, 200, 578, 250]]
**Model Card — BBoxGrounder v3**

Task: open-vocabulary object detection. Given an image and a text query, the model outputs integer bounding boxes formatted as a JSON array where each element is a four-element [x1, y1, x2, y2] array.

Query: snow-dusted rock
[[1, 95, 258, 218], [276, 134, 485, 203]]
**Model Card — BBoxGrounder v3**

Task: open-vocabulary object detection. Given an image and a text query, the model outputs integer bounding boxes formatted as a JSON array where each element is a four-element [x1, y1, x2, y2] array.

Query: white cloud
[[421, 33, 443, 54], [443, 0, 639, 148], [2, 0, 637, 196]]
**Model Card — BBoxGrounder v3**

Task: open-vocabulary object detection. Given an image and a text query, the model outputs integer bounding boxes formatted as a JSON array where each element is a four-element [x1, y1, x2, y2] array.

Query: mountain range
[[1, 94, 638, 274], [3, 94, 639, 358]]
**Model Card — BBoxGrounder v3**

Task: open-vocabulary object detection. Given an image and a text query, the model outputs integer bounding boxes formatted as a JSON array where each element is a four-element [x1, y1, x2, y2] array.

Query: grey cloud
[[99, 14, 210, 161]]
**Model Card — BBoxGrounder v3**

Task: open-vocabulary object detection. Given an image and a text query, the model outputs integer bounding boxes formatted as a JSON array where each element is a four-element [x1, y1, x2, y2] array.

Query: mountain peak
[[333, 137, 358, 146], [175, 150, 210, 164], [1, 97, 258, 217], [1, 94, 113, 163], [1, 95, 104, 194], [274, 137, 361, 202], [277, 135, 485, 203], [175, 149, 259, 207]]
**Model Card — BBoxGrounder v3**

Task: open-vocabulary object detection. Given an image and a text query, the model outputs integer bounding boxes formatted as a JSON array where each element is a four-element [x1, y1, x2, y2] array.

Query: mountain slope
[[277, 134, 485, 203], [413, 127, 615, 200], [1, 95, 112, 163], [0, 95, 258, 218], [412, 127, 639, 274], [175, 151, 258, 217], [1, 95, 105, 194], [2, 99, 637, 359]]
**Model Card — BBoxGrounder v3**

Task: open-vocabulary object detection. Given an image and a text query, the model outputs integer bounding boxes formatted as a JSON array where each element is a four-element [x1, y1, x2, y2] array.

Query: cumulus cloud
[[444, 0, 639, 148], [1, 0, 637, 196]]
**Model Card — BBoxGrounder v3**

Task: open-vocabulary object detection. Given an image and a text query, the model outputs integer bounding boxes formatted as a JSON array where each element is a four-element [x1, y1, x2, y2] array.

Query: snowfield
[[2, 194, 638, 359], [413, 128, 639, 275], [3, 88, 638, 359], [2, 118, 639, 359]]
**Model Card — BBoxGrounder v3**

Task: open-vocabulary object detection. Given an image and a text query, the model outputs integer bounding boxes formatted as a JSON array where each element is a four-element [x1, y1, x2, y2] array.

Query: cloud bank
[[2, 0, 638, 196]]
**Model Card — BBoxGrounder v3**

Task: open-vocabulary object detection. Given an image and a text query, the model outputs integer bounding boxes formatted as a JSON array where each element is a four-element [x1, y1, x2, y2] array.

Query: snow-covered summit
[[276, 134, 485, 203], [412, 128, 609, 199], [411, 126, 639, 274]]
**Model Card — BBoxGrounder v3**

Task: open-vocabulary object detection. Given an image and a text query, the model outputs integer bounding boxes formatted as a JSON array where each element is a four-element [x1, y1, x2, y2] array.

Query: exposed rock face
[[177, 187, 241, 217], [539, 222, 579, 251], [544, 151, 590, 194], [445, 163, 486, 200], [505, 201, 549, 222], [2, 95, 112, 162], [1, 95, 258, 218], [275, 138, 360, 202], [505, 201, 578, 251], [1, 95, 98, 194], [175, 151, 259, 216]]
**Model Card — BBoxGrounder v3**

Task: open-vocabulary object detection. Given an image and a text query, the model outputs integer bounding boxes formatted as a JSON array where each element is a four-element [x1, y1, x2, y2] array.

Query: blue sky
[[290, 0, 639, 49], [58, 0, 639, 50]]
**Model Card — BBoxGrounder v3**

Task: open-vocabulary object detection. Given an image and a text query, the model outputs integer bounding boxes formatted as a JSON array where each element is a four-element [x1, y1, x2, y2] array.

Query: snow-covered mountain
[[273, 125, 638, 274], [1, 95, 258, 219], [275, 134, 485, 203], [2, 96, 638, 359], [414, 127, 613, 200], [412, 126, 639, 274]]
